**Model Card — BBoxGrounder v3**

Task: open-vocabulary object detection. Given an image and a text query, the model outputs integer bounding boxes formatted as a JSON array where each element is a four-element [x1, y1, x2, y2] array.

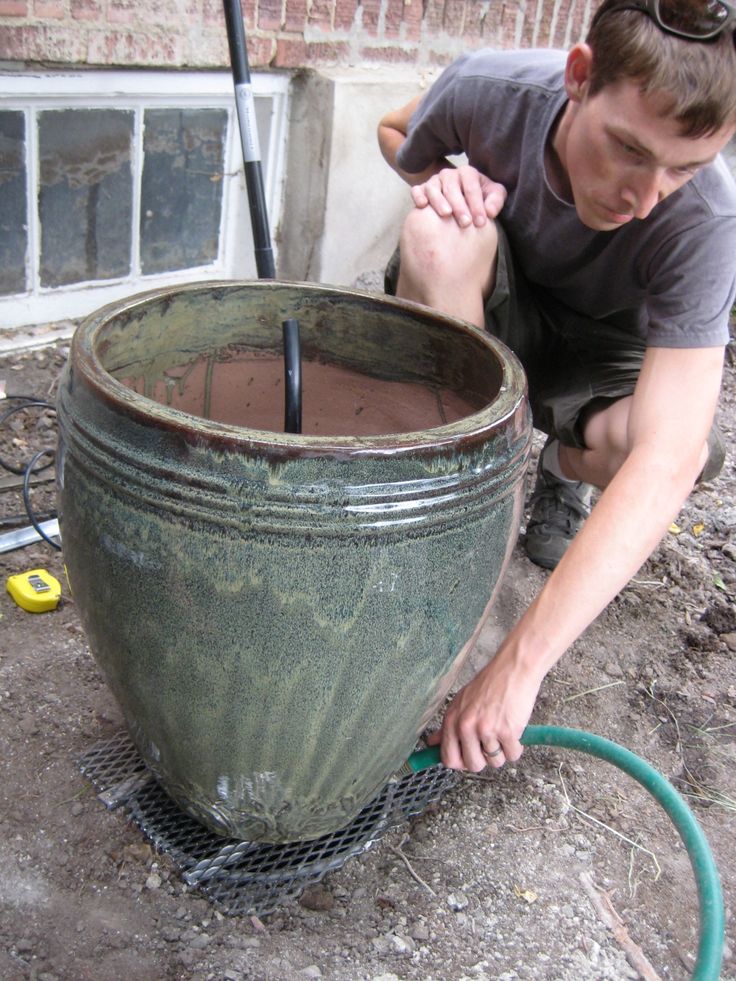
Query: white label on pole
[[234, 82, 262, 163]]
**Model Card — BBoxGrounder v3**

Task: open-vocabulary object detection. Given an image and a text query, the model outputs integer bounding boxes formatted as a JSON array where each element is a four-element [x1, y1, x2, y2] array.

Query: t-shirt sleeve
[[645, 215, 736, 348], [395, 56, 471, 174]]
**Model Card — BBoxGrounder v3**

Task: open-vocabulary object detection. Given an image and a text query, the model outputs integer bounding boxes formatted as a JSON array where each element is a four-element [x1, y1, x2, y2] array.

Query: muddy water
[[120, 349, 486, 437]]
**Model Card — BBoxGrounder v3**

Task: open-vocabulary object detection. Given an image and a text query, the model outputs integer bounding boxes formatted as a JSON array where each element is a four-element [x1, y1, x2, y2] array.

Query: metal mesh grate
[[79, 731, 457, 916]]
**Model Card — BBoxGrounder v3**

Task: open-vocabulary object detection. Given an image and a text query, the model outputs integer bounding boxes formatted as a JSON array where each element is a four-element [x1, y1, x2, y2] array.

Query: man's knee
[[578, 397, 723, 488], [399, 207, 499, 293]]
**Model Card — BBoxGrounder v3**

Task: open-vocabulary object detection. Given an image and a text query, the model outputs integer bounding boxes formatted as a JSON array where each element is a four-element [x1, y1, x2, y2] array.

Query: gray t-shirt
[[396, 48, 736, 348]]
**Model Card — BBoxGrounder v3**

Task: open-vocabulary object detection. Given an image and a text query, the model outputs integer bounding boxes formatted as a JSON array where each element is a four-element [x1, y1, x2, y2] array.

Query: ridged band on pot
[[57, 280, 532, 842]]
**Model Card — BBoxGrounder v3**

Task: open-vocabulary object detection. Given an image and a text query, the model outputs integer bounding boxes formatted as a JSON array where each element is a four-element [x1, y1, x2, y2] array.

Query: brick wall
[[0, 0, 596, 71]]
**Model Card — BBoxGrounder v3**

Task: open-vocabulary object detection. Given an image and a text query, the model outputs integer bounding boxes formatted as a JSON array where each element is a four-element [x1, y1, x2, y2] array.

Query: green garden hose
[[407, 724, 724, 981]]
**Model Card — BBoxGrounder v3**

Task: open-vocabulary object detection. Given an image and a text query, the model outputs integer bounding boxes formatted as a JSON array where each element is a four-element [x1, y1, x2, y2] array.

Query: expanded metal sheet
[[79, 731, 456, 916]]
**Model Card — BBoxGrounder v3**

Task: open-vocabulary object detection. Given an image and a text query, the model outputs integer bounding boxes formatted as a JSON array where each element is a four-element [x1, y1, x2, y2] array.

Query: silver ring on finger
[[482, 744, 503, 759]]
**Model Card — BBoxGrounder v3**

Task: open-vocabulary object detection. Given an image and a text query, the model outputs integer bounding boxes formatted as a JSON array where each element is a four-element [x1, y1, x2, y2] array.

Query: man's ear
[[564, 43, 594, 103]]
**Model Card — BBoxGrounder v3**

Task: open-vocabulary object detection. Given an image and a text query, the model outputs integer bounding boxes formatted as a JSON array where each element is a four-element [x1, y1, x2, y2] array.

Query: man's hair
[[586, 2, 736, 137]]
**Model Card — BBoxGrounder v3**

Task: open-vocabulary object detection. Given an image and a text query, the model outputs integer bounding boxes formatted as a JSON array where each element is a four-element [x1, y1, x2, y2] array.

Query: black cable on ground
[[0, 399, 55, 474], [1, 393, 60, 550]]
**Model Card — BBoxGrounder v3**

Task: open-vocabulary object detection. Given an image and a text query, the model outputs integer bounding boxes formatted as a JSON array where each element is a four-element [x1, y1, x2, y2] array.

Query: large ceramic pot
[[57, 281, 531, 842]]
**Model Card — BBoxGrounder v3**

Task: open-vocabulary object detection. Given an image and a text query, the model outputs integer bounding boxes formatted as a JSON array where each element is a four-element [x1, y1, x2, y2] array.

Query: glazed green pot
[[57, 281, 531, 842]]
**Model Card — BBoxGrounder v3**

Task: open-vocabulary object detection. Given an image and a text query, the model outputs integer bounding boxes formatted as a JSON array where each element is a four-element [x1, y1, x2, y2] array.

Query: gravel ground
[[0, 323, 735, 981]]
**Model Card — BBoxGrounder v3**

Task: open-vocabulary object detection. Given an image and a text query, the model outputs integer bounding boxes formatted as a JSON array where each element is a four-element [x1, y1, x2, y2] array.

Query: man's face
[[559, 77, 735, 231]]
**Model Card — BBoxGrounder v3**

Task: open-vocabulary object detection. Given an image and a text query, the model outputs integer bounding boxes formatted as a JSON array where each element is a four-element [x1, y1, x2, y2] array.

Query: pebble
[[388, 933, 414, 955], [299, 885, 334, 911], [722, 632, 736, 652], [410, 921, 430, 941], [299, 967, 323, 978], [70, 802, 83, 817], [145, 873, 162, 890], [448, 891, 469, 911], [722, 542, 736, 562]]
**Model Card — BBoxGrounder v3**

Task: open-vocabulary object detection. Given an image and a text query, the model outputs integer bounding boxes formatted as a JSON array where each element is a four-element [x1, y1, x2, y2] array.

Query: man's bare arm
[[378, 96, 442, 184], [378, 96, 507, 226], [431, 344, 724, 771]]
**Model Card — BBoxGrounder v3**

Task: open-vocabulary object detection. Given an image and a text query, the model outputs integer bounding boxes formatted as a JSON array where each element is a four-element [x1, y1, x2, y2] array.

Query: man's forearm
[[378, 128, 449, 187], [505, 445, 698, 680]]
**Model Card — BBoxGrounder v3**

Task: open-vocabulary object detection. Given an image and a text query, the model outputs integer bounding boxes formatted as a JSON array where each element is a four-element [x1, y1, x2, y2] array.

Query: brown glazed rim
[[72, 280, 530, 462]]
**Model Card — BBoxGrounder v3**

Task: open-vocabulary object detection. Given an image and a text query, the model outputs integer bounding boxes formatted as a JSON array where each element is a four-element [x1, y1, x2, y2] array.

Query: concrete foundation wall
[[280, 67, 432, 288]]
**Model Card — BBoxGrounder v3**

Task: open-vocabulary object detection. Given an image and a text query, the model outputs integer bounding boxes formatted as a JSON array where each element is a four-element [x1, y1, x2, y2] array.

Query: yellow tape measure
[[6, 568, 62, 613]]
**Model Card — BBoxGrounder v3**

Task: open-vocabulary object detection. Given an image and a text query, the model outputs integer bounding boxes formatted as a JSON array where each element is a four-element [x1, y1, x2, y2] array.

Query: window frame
[[0, 69, 290, 332]]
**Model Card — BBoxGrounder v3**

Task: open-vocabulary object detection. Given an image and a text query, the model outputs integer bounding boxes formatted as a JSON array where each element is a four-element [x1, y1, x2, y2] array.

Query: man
[[377, 0, 736, 772]]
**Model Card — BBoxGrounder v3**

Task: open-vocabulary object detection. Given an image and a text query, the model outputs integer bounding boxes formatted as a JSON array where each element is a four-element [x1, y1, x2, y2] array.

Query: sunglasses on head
[[592, 0, 736, 41]]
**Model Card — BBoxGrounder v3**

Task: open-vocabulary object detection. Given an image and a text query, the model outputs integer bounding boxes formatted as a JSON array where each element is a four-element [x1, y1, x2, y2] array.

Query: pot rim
[[72, 279, 529, 459]]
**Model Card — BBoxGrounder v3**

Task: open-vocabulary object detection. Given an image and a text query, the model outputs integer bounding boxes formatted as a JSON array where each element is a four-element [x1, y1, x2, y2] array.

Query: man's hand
[[411, 165, 507, 228], [426, 646, 542, 771]]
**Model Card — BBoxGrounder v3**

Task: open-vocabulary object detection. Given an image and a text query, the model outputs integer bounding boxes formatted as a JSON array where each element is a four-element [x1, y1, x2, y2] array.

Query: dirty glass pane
[[38, 109, 133, 287], [140, 108, 227, 274], [0, 111, 27, 295]]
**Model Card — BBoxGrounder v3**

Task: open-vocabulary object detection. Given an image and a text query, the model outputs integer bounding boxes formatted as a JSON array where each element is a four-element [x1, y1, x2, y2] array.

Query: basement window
[[0, 71, 290, 332]]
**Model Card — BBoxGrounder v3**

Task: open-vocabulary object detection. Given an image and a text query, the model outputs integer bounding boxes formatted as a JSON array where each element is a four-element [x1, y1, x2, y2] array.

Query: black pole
[[223, 0, 302, 432], [283, 319, 302, 433], [223, 0, 275, 279]]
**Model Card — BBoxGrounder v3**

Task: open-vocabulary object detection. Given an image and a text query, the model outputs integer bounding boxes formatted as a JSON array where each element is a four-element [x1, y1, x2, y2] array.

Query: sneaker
[[524, 450, 593, 570]]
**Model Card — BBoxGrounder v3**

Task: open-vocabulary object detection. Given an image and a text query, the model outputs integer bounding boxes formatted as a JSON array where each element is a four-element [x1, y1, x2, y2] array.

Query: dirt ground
[[1, 324, 735, 981]]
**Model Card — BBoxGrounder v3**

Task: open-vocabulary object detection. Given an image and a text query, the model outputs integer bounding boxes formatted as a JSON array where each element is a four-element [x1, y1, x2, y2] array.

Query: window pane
[[140, 108, 227, 275], [0, 111, 27, 296], [38, 109, 133, 287]]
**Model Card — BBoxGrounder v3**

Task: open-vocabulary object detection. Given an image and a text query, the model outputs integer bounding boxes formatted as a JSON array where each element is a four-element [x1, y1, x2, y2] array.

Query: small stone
[[410, 921, 430, 941], [145, 873, 162, 890], [16, 938, 34, 953], [721, 543, 736, 562], [722, 632, 736, 652], [188, 933, 210, 949], [448, 892, 469, 911], [161, 926, 181, 943], [389, 934, 414, 955], [299, 967, 323, 979], [299, 885, 334, 912], [604, 660, 624, 677]]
